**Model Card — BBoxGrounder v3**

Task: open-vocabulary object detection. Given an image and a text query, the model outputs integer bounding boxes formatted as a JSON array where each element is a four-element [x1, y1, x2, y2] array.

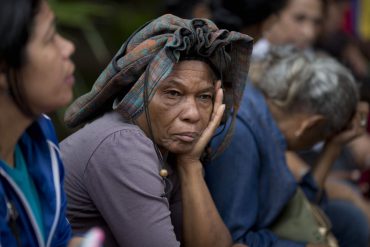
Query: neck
[[0, 96, 33, 167], [134, 112, 169, 159]]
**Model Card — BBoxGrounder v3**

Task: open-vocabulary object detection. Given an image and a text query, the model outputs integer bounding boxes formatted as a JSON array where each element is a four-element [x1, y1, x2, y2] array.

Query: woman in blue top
[[0, 0, 79, 246], [205, 47, 367, 247]]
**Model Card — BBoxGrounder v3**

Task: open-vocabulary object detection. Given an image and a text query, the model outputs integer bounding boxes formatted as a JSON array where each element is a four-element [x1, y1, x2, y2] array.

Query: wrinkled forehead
[[160, 60, 217, 87], [151, 61, 216, 95], [179, 55, 220, 79]]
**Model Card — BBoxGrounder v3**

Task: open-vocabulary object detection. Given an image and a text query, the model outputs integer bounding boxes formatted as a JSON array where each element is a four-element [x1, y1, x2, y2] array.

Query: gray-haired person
[[205, 47, 368, 247]]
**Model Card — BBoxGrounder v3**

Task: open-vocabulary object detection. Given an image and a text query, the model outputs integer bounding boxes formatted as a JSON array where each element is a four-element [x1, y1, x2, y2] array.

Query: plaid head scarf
[[64, 14, 253, 155]]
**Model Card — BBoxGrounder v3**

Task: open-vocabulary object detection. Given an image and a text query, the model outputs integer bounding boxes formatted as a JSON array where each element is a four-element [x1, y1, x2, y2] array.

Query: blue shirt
[[205, 83, 319, 247], [3, 145, 45, 241], [0, 115, 71, 247]]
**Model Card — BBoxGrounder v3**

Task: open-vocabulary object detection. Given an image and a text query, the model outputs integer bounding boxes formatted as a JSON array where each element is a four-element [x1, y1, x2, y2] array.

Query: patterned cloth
[[64, 14, 253, 153]]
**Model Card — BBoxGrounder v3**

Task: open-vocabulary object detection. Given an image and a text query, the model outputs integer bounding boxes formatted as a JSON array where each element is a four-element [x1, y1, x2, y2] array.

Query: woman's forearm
[[177, 160, 234, 247], [312, 144, 342, 189]]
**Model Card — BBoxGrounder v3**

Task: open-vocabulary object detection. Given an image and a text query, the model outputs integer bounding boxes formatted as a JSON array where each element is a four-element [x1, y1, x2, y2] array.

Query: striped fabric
[[64, 14, 253, 154]]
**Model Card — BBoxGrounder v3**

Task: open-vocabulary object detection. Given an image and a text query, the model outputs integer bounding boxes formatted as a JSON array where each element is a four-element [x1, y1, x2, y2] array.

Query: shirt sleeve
[[205, 120, 305, 247], [84, 128, 180, 247]]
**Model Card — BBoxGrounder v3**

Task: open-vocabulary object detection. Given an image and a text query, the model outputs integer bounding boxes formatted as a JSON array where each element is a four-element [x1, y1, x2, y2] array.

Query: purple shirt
[[61, 111, 182, 247]]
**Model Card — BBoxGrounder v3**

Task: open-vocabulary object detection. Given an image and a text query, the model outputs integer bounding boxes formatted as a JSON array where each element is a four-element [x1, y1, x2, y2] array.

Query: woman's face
[[139, 60, 215, 154], [20, 1, 75, 115], [266, 0, 324, 49]]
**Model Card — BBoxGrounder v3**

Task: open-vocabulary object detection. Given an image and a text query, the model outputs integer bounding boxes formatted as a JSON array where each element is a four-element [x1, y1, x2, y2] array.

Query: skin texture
[[20, 1, 75, 115], [265, 0, 323, 49], [137, 60, 215, 155]]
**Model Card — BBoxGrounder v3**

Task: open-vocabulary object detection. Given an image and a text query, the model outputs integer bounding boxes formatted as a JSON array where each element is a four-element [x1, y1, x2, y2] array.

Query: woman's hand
[[67, 228, 105, 247], [313, 102, 369, 189], [177, 80, 225, 165], [326, 101, 369, 148]]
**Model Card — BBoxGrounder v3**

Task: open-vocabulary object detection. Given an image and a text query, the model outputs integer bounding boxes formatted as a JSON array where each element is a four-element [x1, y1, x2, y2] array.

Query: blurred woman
[[265, 0, 325, 49], [0, 0, 77, 246], [253, 0, 326, 59]]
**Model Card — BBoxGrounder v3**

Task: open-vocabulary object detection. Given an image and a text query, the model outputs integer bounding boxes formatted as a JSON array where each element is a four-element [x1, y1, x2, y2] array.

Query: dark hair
[[211, 0, 288, 30], [276, 0, 329, 17], [0, 0, 42, 116], [163, 0, 202, 19]]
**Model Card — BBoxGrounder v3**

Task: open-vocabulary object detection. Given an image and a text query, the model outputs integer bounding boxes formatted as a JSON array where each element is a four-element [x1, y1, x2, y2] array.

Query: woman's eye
[[293, 14, 306, 23], [198, 94, 213, 101], [50, 34, 56, 42], [166, 90, 181, 97], [47, 32, 57, 43]]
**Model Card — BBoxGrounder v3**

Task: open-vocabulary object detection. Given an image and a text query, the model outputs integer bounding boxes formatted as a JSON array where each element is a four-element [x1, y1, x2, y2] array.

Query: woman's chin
[[167, 143, 194, 155]]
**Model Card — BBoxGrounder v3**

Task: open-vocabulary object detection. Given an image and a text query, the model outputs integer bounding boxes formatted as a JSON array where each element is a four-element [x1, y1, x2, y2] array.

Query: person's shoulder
[[32, 114, 58, 144], [61, 111, 153, 166], [86, 111, 143, 135], [64, 111, 146, 144]]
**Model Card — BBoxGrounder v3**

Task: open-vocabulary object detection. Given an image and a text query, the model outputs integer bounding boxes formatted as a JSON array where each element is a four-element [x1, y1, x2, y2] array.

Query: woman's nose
[[180, 97, 201, 123], [59, 34, 75, 59]]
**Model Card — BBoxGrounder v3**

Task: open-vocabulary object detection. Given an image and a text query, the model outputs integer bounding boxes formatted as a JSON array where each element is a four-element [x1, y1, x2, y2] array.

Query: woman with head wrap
[[61, 14, 252, 247], [204, 48, 366, 247]]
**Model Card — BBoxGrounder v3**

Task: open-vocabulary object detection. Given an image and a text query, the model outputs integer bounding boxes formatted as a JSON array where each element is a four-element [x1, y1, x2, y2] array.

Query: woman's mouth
[[174, 133, 199, 143], [65, 75, 75, 86]]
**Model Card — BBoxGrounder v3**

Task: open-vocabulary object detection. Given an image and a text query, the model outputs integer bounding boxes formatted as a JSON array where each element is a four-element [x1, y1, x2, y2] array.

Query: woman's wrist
[[176, 159, 203, 179], [323, 141, 342, 156]]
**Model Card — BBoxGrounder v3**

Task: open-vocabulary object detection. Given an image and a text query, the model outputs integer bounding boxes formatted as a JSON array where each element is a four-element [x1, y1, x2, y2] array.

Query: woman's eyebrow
[[44, 17, 56, 38], [161, 78, 186, 88]]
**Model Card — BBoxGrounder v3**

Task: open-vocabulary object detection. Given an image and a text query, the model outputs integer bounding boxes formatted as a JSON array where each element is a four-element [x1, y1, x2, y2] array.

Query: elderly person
[[205, 48, 365, 247], [60, 14, 252, 247]]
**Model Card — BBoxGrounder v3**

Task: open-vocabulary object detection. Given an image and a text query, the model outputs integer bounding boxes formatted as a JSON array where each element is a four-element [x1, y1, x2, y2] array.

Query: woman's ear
[[294, 114, 326, 137]]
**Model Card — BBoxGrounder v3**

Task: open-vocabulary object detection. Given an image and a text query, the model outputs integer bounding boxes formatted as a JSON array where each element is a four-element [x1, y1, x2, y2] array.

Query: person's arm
[[84, 129, 180, 247], [177, 158, 235, 247], [312, 102, 369, 190], [176, 84, 246, 247]]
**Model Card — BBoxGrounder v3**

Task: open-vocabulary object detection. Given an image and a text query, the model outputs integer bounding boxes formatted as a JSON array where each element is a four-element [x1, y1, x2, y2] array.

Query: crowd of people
[[1, 0, 369, 246]]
